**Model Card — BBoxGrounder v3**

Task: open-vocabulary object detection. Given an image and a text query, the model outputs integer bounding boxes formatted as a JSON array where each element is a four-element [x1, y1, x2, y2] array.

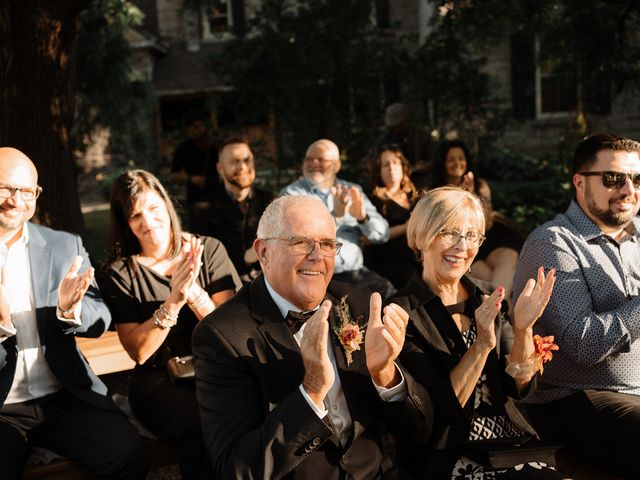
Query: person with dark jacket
[[388, 186, 565, 479], [201, 137, 274, 282], [193, 195, 433, 479]]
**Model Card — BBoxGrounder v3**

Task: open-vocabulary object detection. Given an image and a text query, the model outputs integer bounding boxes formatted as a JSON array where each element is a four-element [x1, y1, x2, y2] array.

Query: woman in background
[[366, 144, 420, 288], [432, 140, 526, 305], [102, 170, 241, 480]]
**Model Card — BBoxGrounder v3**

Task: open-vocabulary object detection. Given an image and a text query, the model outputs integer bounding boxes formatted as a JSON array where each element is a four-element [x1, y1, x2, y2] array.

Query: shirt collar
[[402, 269, 486, 307], [566, 199, 640, 241], [0, 223, 29, 263], [263, 276, 319, 318], [300, 177, 341, 195]]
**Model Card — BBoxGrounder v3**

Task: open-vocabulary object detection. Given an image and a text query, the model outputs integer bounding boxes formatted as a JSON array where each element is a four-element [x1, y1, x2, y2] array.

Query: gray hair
[[257, 195, 329, 238], [407, 186, 485, 256]]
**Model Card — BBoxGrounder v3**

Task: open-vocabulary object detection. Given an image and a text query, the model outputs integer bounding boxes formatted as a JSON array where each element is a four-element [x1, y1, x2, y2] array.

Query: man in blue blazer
[[0, 147, 148, 479]]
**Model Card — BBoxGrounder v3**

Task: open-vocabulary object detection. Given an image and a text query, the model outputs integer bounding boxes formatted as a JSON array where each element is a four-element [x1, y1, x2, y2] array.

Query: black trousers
[[0, 389, 149, 480], [526, 389, 640, 480], [129, 370, 211, 480]]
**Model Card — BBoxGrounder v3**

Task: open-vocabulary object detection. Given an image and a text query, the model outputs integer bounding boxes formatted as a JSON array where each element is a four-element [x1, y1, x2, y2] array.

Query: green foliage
[[436, 0, 640, 118], [74, 0, 156, 168], [207, 0, 640, 230], [410, 3, 511, 144], [480, 115, 588, 229], [214, 0, 413, 172]]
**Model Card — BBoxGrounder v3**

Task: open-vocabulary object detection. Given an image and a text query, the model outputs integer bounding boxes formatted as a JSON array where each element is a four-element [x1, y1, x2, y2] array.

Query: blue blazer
[[0, 223, 115, 411]]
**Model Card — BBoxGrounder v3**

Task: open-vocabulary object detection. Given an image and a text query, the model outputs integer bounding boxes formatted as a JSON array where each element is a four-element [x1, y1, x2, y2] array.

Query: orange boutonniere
[[533, 334, 559, 374], [334, 296, 365, 366]]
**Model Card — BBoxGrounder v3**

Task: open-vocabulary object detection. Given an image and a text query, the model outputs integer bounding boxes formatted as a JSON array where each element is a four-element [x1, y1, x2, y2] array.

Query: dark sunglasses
[[578, 171, 640, 189]]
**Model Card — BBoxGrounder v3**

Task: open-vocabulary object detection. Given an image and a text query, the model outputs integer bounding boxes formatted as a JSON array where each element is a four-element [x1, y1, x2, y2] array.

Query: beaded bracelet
[[153, 307, 177, 329], [505, 354, 536, 379], [159, 304, 179, 322]]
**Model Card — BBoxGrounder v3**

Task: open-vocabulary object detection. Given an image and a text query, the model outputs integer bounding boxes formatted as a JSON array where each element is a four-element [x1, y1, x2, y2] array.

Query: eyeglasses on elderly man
[[261, 235, 343, 256]]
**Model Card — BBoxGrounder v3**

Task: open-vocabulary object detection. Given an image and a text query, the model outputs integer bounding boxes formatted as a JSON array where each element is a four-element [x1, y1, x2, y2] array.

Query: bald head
[[0, 148, 38, 182], [305, 139, 339, 160], [303, 139, 341, 188], [0, 147, 39, 241]]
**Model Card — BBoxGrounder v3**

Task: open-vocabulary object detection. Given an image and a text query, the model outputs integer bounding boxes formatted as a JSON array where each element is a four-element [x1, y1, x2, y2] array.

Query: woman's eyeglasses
[[438, 228, 485, 249], [578, 171, 640, 190]]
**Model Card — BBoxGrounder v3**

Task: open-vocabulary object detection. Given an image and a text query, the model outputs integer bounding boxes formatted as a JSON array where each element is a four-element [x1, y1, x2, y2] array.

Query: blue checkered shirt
[[513, 200, 640, 403]]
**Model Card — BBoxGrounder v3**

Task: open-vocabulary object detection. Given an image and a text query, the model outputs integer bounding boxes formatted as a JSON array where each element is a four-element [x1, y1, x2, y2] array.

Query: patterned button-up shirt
[[280, 178, 389, 274], [513, 200, 640, 403]]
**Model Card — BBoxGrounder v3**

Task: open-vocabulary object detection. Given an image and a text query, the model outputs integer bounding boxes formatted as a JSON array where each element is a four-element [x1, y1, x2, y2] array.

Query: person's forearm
[[387, 223, 407, 240], [117, 300, 182, 364], [509, 327, 536, 393], [449, 342, 492, 406]]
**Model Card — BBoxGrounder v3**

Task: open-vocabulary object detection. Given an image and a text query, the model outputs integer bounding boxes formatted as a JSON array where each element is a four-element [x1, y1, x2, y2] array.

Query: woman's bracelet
[[505, 354, 536, 379], [153, 305, 178, 329], [188, 288, 212, 311], [159, 303, 179, 321]]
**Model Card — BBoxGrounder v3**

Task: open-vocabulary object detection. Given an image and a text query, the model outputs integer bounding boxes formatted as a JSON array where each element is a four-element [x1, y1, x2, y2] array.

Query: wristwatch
[[357, 214, 370, 225]]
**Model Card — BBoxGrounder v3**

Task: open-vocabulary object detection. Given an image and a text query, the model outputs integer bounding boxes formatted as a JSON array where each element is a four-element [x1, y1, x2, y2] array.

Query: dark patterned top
[[513, 200, 640, 403]]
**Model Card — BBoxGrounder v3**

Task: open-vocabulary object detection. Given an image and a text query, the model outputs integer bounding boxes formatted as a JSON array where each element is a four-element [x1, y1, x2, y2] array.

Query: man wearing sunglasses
[[193, 195, 432, 479], [0, 148, 149, 478], [513, 133, 640, 479]]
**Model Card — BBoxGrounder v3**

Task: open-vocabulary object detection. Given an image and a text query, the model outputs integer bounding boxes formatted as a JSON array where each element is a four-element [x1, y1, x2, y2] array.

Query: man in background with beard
[[201, 137, 274, 282], [514, 133, 640, 479]]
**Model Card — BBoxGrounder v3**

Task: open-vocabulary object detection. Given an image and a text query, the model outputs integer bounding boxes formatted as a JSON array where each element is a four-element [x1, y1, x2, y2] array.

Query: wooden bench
[[76, 331, 135, 375]]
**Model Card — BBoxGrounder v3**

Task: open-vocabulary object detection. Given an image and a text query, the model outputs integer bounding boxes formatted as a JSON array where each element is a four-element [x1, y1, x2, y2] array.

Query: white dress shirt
[[264, 278, 406, 445], [0, 225, 80, 404]]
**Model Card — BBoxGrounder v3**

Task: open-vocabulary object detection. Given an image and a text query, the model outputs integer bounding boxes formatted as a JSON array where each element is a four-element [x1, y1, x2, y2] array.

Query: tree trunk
[[0, 0, 91, 234]]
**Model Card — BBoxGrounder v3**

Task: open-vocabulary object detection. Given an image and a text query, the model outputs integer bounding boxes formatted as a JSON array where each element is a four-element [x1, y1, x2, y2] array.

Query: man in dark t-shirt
[[202, 137, 274, 282]]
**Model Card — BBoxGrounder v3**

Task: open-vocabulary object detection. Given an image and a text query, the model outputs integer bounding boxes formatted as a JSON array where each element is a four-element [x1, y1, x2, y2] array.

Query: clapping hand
[[461, 171, 475, 193], [58, 256, 94, 316], [348, 187, 367, 222], [169, 236, 204, 306], [474, 287, 505, 351], [365, 293, 409, 388], [301, 300, 335, 408], [183, 236, 205, 303], [331, 185, 367, 221], [331, 184, 351, 218], [513, 267, 556, 333]]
